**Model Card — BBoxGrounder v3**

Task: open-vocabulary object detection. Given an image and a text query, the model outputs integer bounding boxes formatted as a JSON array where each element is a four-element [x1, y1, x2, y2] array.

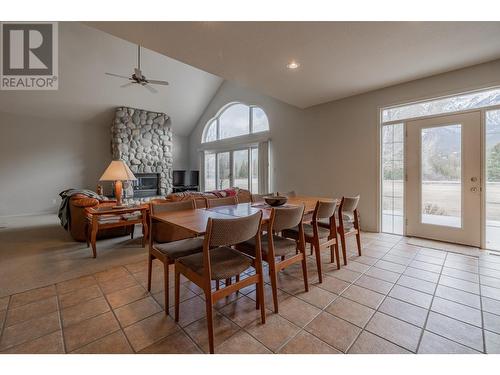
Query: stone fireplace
[[110, 106, 172, 201]]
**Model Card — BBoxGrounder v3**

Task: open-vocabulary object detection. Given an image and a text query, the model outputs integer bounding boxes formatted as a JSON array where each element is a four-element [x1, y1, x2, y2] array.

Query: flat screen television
[[190, 170, 199, 186], [173, 170, 186, 186]]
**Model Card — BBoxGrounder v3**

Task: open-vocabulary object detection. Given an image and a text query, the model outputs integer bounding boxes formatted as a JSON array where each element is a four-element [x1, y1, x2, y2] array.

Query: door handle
[[471, 187, 478, 193]]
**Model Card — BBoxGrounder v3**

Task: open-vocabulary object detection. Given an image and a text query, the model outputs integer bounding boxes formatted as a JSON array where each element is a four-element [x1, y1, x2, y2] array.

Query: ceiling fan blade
[[134, 68, 143, 80], [105, 72, 130, 79], [120, 82, 135, 88], [142, 84, 157, 94], [147, 79, 169, 86]]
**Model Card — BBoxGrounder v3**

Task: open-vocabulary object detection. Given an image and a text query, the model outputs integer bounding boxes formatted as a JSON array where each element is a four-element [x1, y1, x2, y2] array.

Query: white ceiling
[[0, 22, 223, 136], [88, 21, 500, 108]]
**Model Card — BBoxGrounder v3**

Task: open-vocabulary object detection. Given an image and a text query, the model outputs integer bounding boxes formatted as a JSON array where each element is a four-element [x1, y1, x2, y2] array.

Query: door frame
[[379, 104, 500, 249]]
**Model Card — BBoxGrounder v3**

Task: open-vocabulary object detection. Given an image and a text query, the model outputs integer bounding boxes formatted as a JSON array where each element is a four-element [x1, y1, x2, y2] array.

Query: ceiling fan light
[[286, 61, 300, 70]]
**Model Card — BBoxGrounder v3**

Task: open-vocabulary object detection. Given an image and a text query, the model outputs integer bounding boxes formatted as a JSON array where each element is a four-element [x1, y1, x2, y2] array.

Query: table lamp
[[99, 160, 137, 208]]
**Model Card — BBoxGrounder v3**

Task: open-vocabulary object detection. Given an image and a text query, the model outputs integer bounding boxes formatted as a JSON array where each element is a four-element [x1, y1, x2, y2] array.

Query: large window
[[202, 103, 269, 143], [486, 109, 500, 250]]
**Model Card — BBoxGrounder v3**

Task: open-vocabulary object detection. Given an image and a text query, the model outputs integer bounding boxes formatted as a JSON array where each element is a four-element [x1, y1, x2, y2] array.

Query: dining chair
[[237, 205, 308, 313], [337, 195, 362, 264], [283, 200, 339, 283], [174, 212, 266, 354], [148, 200, 204, 313], [206, 195, 239, 208]]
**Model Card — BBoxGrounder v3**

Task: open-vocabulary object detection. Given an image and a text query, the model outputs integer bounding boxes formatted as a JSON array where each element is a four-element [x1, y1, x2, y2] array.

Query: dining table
[[151, 195, 336, 235]]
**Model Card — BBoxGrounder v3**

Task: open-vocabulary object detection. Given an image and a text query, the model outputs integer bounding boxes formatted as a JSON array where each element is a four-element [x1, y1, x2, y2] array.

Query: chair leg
[[335, 243, 341, 270], [131, 224, 134, 239], [215, 280, 220, 290], [314, 242, 323, 283], [268, 263, 279, 313], [236, 274, 240, 282], [300, 254, 309, 292], [356, 232, 362, 256], [163, 262, 169, 314], [147, 254, 153, 292], [330, 243, 335, 263], [340, 232, 348, 265], [257, 278, 266, 324], [226, 278, 232, 286], [310, 243, 314, 255], [174, 267, 181, 322], [205, 295, 215, 354]]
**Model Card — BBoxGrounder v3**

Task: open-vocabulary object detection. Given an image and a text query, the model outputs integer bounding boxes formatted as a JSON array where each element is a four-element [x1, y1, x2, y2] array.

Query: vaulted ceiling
[[88, 22, 500, 108]]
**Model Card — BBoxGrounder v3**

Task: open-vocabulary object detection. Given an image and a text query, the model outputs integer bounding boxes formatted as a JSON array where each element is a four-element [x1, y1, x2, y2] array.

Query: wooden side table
[[85, 204, 149, 258]]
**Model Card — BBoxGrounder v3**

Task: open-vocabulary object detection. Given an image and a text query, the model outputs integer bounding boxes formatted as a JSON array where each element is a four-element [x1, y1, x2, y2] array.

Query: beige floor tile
[[124, 311, 180, 352], [277, 296, 321, 327], [418, 331, 480, 354], [184, 312, 240, 353], [61, 296, 110, 328], [152, 284, 197, 309], [9, 285, 56, 309], [71, 331, 133, 354], [379, 297, 428, 327], [245, 314, 300, 352], [435, 285, 481, 309], [366, 312, 422, 352], [58, 284, 103, 309], [485, 330, 500, 354], [382, 253, 413, 266], [219, 295, 270, 328], [56, 275, 97, 295], [484, 311, 500, 334], [316, 275, 350, 294], [305, 312, 361, 352], [169, 296, 206, 327], [364, 266, 400, 283], [0, 296, 10, 311], [0, 330, 64, 354], [94, 266, 129, 283], [481, 285, 500, 301], [389, 285, 433, 309], [63, 311, 120, 352], [342, 284, 385, 309], [351, 255, 378, 266], [414, 254, 445, 266], [439, 275, 479, 294], [278, 330, 341, 354], [425, 312, 483, 352], [139, 330, 202, 354], [215, 330, 271, 354], [344, 260, 371, 273], [404, 267, 440, 283], [481, 275, 500, 289], [5, 296, 58, 327], [397, 275, 436, 295], [348, 331, 411, 354], [482, 296, 500, 316], [0, 311, 60, 351], [431, 297, 482, 327], [98, 274, 138, 294], [326, 296, 374, 328], [106, 284, 149, 309], [326, 268, 362, 283], [354, 274, 393, 295], [441, 267, 479, 283], [409, 260, 442, 274], [375, 259, 406, 274], [114, 296, 162, 327], [245, 283, 289, 307], [294, 285, 337, 309]]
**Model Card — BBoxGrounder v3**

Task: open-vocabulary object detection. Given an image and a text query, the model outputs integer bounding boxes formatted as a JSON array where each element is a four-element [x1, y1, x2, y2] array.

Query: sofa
[[68, 194, 133, 242], [164, 187, 251, 207]]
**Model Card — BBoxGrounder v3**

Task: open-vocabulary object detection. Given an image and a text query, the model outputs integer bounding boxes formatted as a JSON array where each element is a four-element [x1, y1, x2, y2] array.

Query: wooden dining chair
[[174, 212, 266, 354], [206, 195, 239, 208], [337, 195, 362, 264], [148, 200, 204, 313], [283, 200, 339, 283], [237, 205, 308, 313]]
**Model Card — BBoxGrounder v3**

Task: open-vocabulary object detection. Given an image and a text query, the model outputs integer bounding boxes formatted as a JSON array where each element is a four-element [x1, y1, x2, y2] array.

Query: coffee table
[[85, 204, 149, 258]]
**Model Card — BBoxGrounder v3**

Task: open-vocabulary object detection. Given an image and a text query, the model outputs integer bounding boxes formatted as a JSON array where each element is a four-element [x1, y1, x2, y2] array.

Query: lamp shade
[[99, 160, 137, 181]]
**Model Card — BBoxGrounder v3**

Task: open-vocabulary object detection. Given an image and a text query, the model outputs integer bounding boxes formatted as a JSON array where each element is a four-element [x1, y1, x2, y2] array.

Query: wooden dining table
[[151, 196, 336, 235]]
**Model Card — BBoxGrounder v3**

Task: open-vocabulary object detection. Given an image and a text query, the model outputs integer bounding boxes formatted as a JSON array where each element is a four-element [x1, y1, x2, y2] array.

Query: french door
[[406, 111, 481, 246], [204, 147, 259, 192]]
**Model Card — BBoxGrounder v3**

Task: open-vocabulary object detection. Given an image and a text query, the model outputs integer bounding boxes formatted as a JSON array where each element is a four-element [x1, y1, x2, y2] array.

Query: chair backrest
[[150, 200, 195, 243], [340, 195, 360, 214], [271, 205, 305, 232], [313, 200, 337, 221], [279, 190, 297, 198], [206, 196, 238, 208], [207, 211, 262, 247]]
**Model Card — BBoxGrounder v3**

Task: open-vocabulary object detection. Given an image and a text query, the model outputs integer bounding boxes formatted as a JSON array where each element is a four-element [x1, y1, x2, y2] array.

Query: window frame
[[202, 102, 269, 144]]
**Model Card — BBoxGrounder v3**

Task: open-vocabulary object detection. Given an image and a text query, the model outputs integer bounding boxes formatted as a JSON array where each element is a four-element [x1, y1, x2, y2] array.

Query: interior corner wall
[[189, 60, 500, 232]]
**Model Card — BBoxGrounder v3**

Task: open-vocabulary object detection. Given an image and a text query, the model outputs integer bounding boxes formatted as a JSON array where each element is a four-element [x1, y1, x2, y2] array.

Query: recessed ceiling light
[[286, 61, 300, 70]]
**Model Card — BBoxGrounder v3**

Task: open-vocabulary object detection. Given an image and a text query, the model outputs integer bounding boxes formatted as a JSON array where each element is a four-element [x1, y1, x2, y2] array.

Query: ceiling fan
[[105, 45, 169, 93]]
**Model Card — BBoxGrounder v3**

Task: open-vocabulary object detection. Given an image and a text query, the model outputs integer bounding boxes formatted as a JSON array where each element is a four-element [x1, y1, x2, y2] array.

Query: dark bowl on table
[[264, 196, 288, 207]]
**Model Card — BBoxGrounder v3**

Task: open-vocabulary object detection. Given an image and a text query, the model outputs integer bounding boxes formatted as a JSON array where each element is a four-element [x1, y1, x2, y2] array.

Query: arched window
[[202, 103, 269, 143]]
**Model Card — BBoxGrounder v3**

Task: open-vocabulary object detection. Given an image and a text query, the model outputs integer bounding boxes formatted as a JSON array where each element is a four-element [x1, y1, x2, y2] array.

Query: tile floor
[[1, 232, 500, 354]]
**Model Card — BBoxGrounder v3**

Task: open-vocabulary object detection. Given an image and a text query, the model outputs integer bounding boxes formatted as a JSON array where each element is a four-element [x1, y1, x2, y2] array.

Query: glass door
[[217, 152, 231, 189], [406, 112, 481, 246], [485, 109, 500, 250]]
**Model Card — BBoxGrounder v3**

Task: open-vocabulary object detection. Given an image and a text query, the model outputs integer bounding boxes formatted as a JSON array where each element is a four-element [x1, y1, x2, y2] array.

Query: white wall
[[0, 22, 222, 217], [189, 60, 500, 231]]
